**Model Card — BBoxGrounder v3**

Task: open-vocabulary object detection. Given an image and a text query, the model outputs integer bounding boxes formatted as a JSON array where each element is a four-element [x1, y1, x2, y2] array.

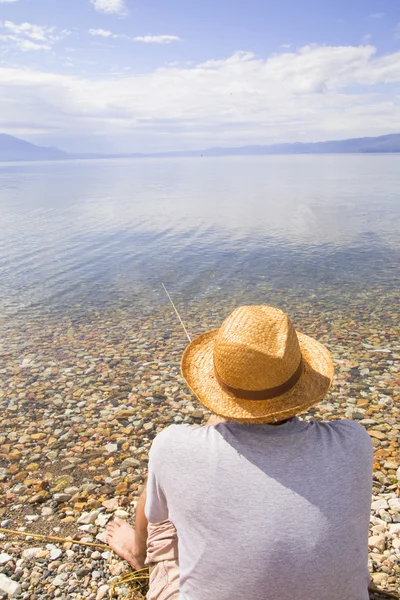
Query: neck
[[270, 418, 291, 426]]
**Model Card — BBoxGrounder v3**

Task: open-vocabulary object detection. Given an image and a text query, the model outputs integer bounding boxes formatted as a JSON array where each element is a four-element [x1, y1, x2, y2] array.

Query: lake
[[1, 156, 399, 593], [1, 154, 399, 322]]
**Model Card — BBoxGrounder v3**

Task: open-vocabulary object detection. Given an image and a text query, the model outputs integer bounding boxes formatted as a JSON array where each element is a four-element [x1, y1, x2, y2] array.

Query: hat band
[[213, 358, 304, 401]]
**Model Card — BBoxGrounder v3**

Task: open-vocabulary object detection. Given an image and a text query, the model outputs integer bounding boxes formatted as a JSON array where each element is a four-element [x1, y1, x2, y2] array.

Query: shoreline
[[1, 293, 399, 598]]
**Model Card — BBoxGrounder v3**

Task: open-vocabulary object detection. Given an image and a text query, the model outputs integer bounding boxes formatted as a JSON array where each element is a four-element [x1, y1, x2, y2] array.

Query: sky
[[0, 0, 400, 153]]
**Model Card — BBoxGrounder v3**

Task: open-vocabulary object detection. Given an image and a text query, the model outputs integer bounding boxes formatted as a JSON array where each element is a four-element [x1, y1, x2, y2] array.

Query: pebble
[[0, 573, 22, 598], [96, 584, 110, 600], [0, 292, 399, 596], [0, 553, 12, 565], [369, 535, 386, 552], [22, 547, 44, 560]]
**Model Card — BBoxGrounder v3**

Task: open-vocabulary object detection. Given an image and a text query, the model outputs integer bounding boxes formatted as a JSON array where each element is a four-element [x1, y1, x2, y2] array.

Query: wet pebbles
[[0, 283, 399, 597]]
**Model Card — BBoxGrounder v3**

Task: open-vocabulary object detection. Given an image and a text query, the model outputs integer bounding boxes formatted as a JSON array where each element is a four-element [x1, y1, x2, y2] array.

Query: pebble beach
[[0, 280, 399, 599], [1, 155, 400, 599]]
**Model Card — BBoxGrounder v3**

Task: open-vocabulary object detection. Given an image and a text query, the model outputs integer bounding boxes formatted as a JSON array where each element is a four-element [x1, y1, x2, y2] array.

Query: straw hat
[[181, 305, 334, 423]]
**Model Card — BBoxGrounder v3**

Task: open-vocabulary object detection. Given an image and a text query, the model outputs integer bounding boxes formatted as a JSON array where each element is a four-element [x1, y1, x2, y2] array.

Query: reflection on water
[[0, 155, 399, 317]]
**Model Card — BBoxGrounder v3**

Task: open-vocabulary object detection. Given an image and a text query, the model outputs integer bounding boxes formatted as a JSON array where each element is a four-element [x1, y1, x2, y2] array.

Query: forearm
[[134, 485, 148, 561]]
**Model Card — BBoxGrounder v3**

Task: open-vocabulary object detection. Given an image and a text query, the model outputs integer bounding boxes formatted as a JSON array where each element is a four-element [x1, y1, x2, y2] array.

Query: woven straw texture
[[181, 305, 334, 423]]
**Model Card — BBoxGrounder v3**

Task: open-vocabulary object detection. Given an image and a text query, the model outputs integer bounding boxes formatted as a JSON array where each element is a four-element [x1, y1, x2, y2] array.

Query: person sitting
[[107, 305, 373, 600]]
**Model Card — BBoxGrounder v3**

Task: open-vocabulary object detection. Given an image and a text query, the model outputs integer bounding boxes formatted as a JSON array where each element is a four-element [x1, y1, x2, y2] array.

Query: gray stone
[[0, 553, 12, 565], [120, 457, 140, 469], [53, 493, 71, 503]]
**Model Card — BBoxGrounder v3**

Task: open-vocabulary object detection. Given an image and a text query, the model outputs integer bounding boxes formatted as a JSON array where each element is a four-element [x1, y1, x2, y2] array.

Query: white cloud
[[134, 35, 180, 44], [1, 44, 400, 151], [0, 20, 70, 51], [89, 28, 114, 38], [90, 0, 127, 15], [88, 30, 180, 43], [0, 0, 20, 3], [88, 28, 130, 40]]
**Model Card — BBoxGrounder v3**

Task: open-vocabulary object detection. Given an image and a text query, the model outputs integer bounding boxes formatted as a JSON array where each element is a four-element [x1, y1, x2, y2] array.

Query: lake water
[[1, 156, 399, 594], [1, 154, 399, 321]]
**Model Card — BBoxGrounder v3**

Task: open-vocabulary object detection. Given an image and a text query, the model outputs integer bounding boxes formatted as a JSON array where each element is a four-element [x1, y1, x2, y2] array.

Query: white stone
[[50, 548, 63, 560], [95, 513, 111, 527], [22, 547, 43, 559], [0, 573, 22, 598], [397, 465, 400, 484], [96, 531, 108, 544], [79, 524, 97, 533], [371, 499, 389, 511], [41, 507, 54, 517], [66, 550, 75, 558], [96, 584, 110, 600], [388, 498, 400, 513], [104, 443, 118, 453], [389, 523, 400, 535], [1, 520, 11, 528], [78, 511, 99, 525], [53, 573, 68, 587], [25, 515, 40, 522], [0, 553, 12, 565]]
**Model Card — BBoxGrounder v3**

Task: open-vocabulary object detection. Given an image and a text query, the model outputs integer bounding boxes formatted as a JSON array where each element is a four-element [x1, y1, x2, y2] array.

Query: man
[[107, 305, 373, 600]]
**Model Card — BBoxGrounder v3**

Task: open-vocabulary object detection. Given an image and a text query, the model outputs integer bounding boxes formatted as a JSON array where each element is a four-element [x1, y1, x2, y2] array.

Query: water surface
[[0, 155, 399, 318]]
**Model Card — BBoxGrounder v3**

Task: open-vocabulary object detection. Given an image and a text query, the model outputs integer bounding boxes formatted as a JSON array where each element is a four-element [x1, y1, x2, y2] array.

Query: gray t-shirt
[[145, 418, 373, 600]]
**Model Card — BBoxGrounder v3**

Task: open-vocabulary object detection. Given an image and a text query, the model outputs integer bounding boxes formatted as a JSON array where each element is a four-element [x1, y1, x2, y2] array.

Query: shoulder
[[311, 419, 373, 453], [149, 424, 203, 456]]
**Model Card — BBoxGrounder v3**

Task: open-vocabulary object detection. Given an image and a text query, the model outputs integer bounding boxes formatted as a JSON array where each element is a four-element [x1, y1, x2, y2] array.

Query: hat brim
[[181, 329, 334, 423]]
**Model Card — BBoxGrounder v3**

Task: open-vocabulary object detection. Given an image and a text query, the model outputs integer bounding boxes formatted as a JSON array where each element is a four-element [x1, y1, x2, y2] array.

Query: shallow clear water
[[0, 155, 399, 319]]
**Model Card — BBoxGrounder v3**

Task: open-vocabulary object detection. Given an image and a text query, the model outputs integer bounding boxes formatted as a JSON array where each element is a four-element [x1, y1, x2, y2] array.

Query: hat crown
[[213, 305, 302, 392]]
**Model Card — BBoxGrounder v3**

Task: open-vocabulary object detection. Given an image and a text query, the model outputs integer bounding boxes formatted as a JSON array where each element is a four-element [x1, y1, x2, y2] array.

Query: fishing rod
[[161, 283, 192, 342]]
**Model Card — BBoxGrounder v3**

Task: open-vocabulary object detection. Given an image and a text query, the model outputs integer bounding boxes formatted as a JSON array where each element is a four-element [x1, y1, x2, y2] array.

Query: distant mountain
[[202, 133, 400, 156], [0, 134, 67, 162], [1, 132, 400, 162]]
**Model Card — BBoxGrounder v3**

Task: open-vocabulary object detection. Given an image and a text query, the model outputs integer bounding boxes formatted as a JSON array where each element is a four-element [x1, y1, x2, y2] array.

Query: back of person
[[146, 417, 373, 600]]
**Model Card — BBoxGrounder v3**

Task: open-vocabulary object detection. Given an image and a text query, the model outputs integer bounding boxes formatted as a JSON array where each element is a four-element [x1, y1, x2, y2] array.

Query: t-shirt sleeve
[[145, 428, 171, 523]]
